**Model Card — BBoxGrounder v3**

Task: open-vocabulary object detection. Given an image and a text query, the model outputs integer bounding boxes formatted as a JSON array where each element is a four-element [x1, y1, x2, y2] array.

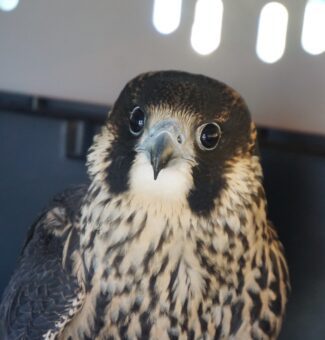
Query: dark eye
[[197, 122, 221, 150], [129, 106, 145, 136]]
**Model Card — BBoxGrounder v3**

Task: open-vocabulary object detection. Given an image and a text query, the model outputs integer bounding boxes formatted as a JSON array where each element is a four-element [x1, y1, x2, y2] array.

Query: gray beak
[[142, 120, 184, 180], [150, 132, 175, 180]]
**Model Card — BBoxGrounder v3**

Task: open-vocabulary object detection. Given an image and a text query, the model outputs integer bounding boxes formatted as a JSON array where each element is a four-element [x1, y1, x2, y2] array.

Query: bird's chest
[[71, 257, 236, 339], [66, 228, 245, 339], [64, 210, 259, 339]]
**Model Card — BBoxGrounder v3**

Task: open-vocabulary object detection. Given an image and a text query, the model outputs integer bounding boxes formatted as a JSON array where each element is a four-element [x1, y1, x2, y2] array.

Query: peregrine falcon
[[0, 71, 290, 339]]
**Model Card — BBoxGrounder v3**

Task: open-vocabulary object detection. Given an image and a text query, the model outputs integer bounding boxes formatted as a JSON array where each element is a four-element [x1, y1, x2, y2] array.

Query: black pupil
[[200, 123, 220, 149], [130, 107, 145, 134]]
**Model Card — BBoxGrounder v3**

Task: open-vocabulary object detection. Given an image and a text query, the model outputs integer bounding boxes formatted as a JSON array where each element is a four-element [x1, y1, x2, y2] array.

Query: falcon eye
[[129, 106, 146, 136], [197, 122, 221, 151]]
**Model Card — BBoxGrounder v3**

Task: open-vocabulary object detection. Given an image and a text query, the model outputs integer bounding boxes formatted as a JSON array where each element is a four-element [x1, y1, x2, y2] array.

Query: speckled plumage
[[0, 71, 289, 340]]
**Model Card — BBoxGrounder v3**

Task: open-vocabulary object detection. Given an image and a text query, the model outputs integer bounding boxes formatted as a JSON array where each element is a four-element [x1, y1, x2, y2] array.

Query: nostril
[[177, 135, 183, 144]]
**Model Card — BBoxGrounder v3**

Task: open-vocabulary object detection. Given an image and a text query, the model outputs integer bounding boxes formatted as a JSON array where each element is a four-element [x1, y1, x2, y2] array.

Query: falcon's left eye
[[129, 107, 146, 136], [197, 122, 221, 150]]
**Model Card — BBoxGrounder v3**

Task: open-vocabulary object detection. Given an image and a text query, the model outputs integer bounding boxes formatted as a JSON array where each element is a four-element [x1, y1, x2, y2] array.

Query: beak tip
[[151, 158, 159, 180], [153, 167, 160, 180]]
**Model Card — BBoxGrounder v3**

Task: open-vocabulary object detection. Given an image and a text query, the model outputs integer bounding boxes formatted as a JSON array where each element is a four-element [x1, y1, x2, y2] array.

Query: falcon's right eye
[[129, 107, 146, 136]]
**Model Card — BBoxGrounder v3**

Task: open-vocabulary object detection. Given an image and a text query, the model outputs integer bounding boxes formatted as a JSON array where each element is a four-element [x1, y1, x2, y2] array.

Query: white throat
[[128, 152, 193, 206]]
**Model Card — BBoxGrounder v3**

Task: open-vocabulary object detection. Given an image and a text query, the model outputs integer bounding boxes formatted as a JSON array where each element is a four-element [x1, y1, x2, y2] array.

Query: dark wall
[[0, 110, 324, 339], [262, 144, 325, 339], [0, 111, 89, 293]]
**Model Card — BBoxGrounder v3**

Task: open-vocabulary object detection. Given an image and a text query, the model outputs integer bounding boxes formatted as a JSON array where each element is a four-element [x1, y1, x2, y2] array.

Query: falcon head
[[88, 71, 259, 216]]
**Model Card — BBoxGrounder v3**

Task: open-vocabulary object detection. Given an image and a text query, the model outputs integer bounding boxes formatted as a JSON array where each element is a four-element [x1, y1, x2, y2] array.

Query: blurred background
[[0, 0, 324, 338]]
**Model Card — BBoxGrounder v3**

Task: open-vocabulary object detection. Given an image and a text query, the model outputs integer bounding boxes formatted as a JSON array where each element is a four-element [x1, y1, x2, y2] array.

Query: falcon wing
[[0, 185, 88, 339]]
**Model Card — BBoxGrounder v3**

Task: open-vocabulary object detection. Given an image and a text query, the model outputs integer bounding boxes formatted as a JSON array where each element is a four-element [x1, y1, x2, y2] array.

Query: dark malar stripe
[[106, 135, 137, 194], [187, 162, 226, 216]]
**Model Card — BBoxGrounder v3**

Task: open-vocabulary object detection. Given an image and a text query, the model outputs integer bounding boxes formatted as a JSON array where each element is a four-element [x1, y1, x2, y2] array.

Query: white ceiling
[[0, 0, 324, 134]]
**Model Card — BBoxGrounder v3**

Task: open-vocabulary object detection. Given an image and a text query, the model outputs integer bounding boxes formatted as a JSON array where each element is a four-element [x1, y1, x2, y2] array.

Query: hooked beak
[[150, 132, 175, 180], [141, 120, 184, 180]]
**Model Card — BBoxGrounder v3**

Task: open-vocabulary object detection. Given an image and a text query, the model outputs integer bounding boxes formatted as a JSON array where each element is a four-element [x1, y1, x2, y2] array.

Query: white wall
[[0, 0, 324, 134]]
